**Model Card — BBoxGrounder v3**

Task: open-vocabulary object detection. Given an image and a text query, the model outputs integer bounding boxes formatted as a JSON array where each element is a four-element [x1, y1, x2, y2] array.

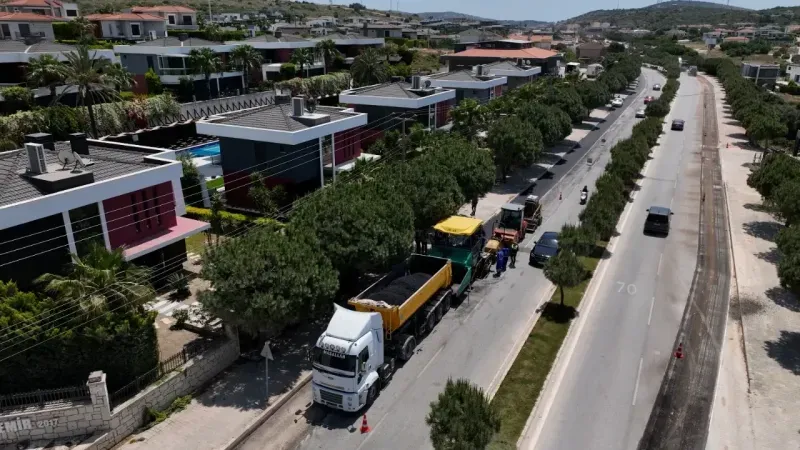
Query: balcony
[[158, 69, 244, 84]]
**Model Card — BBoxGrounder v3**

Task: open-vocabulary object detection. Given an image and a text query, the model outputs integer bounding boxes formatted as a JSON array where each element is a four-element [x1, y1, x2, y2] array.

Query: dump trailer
[[311, 254, 453, 412]]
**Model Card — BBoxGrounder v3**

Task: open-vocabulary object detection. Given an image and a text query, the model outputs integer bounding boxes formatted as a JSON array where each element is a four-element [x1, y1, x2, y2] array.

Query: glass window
[[69, 203, 104, 256], [131, 23, 141, 36], [312, 347, 357, 373], [647, 213, 668, 224]]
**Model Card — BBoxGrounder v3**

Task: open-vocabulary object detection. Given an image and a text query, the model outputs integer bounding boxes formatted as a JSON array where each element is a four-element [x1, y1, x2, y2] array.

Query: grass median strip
[[488, 243, 606, 449]]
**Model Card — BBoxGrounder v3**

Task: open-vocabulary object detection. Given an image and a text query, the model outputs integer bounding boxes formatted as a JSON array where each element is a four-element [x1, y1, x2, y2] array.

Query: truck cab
[[311, 306, 386, 412]]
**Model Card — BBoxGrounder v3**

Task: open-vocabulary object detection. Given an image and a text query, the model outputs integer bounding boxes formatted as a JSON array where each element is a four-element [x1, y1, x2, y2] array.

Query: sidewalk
[[704, 75, 797, 450], [112, 320, 324, 450], [458, 107, 612, 221]]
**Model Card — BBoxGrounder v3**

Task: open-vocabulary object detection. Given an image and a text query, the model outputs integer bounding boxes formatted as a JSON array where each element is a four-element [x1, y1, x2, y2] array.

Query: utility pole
[[208, 0, 212, 23]]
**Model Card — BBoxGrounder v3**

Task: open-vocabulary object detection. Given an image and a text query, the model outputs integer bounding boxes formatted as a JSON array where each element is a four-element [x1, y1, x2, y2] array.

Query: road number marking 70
[[617, 282, 637, 295]]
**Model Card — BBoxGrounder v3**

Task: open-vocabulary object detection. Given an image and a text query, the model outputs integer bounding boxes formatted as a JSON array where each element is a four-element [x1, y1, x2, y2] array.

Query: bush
[[1, 86, 34, 113], [145, 68, 164, 95], [280, 63, 297, 80], [185, 205, 284, 234]]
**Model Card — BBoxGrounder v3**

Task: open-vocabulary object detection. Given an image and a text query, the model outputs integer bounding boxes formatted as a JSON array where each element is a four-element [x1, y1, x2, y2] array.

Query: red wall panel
[[103, 182, 177, 249], [436, 101, 451, 128], [334, 128, 362, 164]]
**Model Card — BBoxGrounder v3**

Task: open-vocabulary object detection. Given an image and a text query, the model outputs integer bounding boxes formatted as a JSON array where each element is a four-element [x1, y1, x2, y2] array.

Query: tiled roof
[[0, 142, 162, 208], [0, 12, 57, 21], [448, 48, 558, 59], [345, 82, 431, 99], [131, 5, 196, 13], [218, 105, 360, 132], [85, 13, 165, 22], [132, 36, 221, 47], [2, 0, 60, 6]]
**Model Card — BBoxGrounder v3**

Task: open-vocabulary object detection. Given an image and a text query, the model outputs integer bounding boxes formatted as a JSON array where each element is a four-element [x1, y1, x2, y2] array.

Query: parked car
[[611, 98, 624, 108], [671, 119, 685, 131], [530, 231, 560, 266], [643, 96, 654, 104], [644, 206, 674, 235], [653, 84, 661, 91], [636, 108, 646, 118]]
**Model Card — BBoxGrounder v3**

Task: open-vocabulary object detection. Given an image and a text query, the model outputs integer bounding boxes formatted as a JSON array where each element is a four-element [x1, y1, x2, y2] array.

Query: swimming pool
[[186, 142, 220, 158]]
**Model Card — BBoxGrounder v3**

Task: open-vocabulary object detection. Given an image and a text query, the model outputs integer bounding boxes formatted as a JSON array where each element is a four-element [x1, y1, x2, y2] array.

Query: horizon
[[309, 0, 799, 23]]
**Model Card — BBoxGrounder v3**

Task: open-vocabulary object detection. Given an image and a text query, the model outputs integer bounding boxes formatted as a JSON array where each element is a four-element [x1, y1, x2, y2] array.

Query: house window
[[182, 15, 192, 25], [0, 24, 9, 38], [141, 189, 151, 229], [168, 15, 176, 25], [131, 23, 141, 37], [130, 194, 141, 232], [66, 9, 77, 17], [152, 186, 162, 225], [384, 30, 390, 38]]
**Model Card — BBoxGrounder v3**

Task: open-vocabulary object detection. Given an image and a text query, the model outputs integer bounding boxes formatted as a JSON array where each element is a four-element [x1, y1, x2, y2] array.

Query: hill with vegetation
[[566, 1, 800, 29]]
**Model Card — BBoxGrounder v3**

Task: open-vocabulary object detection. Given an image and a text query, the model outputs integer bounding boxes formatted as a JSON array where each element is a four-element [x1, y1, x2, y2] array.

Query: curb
[[219, 373, 312, 450]]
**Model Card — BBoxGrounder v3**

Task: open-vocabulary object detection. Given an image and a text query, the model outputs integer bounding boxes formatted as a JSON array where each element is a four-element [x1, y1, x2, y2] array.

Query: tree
[[379, 41, 399, 62], [230, 44, 263, 93], [543, 84, 585, 123], [36, 244, 154, 319], [26, 54, 65, 101], [315, 38, 340, 74], [748, 112, 788, 148], [202, 22, 222, 41], [248, 172, 286, 216], [280, 63, 297, 80], [559, 223, 597, 257], [426, 378, 500, 450], [144, 67, 163, 95], [105, 62, 134, 92], [60, 46, 122, 137], [207, 191, 223, 246], [290, 48, 315, 78], [188, 47, 223, 99], [518, 103, 572, 147], [199, 227, 338, 334], [450, 98, 487, 142], [580, 193, 621, 241], [543, 250, 587, 306], [487, 116, 543, 180], [577, 81, 611, 113], [608, 42, 626, 53], [70, 16, 96, 44], [747, 153, 800, 201], [425, 134, 495, 207], [351, 47, 388, 87], [350, 2, 366, 12], [290, 181, 414, 282], [773, 179, 800, 226]]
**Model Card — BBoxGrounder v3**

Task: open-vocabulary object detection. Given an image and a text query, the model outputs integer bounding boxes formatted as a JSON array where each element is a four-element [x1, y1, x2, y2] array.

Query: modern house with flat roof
[[741, 63, 780, 87], [424, 67, 507, 103], [482, 60, 541, 90], [115, 37, 242, 98], [0, 133, 209, 289], [339, 77, 456, 148], [195, 98, 368, 209], [130, 5, 197, 31]]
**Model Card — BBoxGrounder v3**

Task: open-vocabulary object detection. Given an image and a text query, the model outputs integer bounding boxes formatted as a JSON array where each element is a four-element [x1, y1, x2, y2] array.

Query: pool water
[[187, 142, 220, 157]]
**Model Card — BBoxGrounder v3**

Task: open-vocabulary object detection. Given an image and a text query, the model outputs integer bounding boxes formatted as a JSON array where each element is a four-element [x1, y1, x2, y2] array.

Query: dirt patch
[[734, 293, 766, 318]]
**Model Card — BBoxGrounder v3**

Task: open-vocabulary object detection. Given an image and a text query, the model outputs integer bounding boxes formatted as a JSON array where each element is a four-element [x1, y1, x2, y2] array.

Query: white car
[[635, 108, 646, 118], [611, 98, 624, 108]]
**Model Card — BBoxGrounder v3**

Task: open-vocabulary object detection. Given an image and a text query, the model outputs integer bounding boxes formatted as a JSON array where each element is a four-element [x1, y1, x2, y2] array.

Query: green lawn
[[185, 232, 207, 255], [206, 177, 224, 191], [488, 243, 607, 449]]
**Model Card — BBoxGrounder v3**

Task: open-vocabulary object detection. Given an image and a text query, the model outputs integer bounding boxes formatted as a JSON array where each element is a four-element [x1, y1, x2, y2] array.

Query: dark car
[[653, 84, 662, 91], [671, 119, 685, 131], [644, 206, 674, 235], [530, 231, 560, 266]]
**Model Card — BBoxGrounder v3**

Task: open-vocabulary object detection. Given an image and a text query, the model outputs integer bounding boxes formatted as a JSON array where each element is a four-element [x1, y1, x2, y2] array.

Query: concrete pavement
[[520, 72, 704, 450], [236, 69, 663, 450]]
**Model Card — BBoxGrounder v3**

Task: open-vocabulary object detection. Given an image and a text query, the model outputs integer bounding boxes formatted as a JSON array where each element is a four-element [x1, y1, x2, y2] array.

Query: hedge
[[185, 205, 284, 235]]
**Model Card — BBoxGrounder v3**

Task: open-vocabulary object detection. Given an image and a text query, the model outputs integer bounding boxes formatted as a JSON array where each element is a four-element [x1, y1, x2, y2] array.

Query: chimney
[[475, 65, 483, 76], [69, 132, 89, 155], [411, 75, 421, 89], [292, 97, 305, 116], [274, 30, 282, 39], [25, 132, 54, 151], [25, 143, 47, 174]]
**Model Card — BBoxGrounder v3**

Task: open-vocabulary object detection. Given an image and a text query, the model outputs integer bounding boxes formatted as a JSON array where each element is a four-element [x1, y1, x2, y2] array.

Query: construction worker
[[509, 241, 519, 268], [495, 244, 508, 277], [471, 197, 479, 216], [414, 230, 422, 254]]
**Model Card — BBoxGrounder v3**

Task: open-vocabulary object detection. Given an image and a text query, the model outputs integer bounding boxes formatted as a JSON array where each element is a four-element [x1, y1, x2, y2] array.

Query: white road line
[[416, 346, 444, 381], [657, 253, 663, 276], [632, 357, 644, 406], [648, 296, 655, 326]]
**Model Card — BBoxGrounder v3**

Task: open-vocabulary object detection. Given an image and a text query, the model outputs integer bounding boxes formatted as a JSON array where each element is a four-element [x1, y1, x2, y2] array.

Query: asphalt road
[[521, 72, 705, 450], [236, 69, 664, 450]]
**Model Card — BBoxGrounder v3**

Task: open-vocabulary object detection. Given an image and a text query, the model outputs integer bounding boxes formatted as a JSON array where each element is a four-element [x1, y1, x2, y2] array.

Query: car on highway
[[635, 108, 646, 118], [530, 231, 560, 266], [643, 96, 654, 104], [644, 206, 674, 235], [671, 119, 685, 131], [611, 97, 624, 108], [653, 84, 661, 91]]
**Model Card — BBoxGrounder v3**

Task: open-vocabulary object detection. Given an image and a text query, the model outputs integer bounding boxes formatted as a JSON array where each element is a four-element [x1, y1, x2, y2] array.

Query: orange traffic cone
[[674, 342, 684, 359], [360, 414, 371, 434]]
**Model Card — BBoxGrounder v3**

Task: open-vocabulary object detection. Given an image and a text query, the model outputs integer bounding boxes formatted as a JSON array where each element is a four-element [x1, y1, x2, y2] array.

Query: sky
[[318, 0, 799, 23]]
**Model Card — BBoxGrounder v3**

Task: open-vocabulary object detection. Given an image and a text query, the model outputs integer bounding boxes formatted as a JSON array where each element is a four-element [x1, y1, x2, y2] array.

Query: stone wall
[[0, 330, 239, 449]]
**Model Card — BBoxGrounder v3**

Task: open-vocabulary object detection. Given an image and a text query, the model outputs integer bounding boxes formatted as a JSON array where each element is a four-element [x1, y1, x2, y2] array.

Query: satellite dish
[[57, 149, 76, 168], [424, 79, 432, 88]]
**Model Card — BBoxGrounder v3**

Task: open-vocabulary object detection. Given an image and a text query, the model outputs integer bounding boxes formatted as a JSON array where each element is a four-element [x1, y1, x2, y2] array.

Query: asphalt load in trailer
[[370, 273, 432, 305]]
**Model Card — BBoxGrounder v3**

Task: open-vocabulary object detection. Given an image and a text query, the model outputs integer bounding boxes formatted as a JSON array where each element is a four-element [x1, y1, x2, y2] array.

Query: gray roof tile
[[345, 82, 424, 99], [132, 36, 222, 47], [427, 70, 486, 82], [218, 104, 359, 131], [236, 34, 309, 43], [0, 142, 163, 208]]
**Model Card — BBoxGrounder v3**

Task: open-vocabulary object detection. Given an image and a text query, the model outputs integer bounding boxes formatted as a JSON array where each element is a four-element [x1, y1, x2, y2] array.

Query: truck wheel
[[426, 313, 436, 334], [399, 335, 416, 361], [443, 294, 451, 312], [367, 384, 378, 406], [434, 303, 444, 323]]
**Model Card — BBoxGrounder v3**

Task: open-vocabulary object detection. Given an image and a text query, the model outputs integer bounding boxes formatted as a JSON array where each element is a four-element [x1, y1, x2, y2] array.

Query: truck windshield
[[312, 347, 357, 374]]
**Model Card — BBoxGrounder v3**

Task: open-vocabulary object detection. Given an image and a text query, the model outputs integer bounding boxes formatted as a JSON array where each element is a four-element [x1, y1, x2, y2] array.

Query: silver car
[[635, 108, 646, 118], [611, 98, 624, 108]]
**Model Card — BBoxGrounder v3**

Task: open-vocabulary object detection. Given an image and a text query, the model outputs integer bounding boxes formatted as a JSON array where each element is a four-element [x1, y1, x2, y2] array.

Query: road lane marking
[[648, 296, 655, 326], [416, 346, 444, 380], [657, 254, 663, 276], [632, 357, 644, 406]]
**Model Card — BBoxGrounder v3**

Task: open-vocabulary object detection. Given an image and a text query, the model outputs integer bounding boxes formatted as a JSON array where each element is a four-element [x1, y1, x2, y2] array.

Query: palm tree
[[290, 48, 314, 78], [36, 244, 155, 320], [188, 47, 223, 99], [314, 39, 340, 74], [230, 44, 263, 93], [26, 54, 65, 101], [351, 48, 388, 87], [104, 62, 134, 92], [60, 45, 122, 137], [379, 42, 399, 62]]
